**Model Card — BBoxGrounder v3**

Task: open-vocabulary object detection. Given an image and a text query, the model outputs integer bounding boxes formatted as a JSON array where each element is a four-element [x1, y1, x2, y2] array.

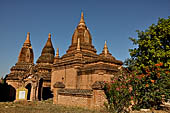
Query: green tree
[[126, 17, 170, 109], [127, 17, 170, 70]]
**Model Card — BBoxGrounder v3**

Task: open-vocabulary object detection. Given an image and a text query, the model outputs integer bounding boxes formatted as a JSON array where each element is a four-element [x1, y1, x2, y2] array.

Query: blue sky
[[0, 0, 170, 77]]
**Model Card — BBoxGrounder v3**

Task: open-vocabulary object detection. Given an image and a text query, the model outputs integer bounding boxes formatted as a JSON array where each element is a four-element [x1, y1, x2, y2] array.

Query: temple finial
[[79, 11, 85, 24], [104, 41, 107, 48], [104, 41, 108, 56], [24, 32, 30, 44], [77, 38, 81, 51], [56, 48, 59, 58], [48, 33, 51, 39]]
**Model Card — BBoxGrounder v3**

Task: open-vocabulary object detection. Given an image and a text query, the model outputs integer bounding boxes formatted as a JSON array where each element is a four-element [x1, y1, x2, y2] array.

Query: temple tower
[[18, 32, 34, 63], [64, 12, 97, 59], [36, 33, 55, 100], [6, 32, 35, 101], [36, 33, 55, 64]]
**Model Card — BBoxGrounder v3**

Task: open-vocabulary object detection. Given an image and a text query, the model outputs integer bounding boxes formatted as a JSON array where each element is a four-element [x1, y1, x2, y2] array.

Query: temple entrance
[[42, 87, 53, 100], [8, 85, 16, 101], [26, 83, 31, 100]]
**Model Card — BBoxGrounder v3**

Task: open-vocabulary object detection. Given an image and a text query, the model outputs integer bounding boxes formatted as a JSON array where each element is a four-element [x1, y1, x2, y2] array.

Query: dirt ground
[[0, 99, 169, 113]]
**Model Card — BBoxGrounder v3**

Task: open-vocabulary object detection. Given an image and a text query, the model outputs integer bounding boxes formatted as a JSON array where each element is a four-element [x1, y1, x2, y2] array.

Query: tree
[[127, 17, 170, 70], [126, 17, 170, 109]]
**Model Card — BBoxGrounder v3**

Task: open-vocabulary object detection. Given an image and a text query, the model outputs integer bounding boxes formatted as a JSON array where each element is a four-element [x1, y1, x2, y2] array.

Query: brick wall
[[53, 88, 107, 109], [51, 68, 77, 90]]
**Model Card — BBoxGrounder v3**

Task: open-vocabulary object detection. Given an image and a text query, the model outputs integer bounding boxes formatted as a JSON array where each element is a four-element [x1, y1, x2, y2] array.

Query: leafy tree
[[104, 17, 170, 111], [125, 17, 170, 109], [127, 17, 170, 70]]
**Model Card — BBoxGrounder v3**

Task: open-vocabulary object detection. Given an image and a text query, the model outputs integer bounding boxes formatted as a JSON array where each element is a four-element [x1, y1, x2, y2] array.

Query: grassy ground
[[0, 99, 107, 113], [0, 99, 169, 113]]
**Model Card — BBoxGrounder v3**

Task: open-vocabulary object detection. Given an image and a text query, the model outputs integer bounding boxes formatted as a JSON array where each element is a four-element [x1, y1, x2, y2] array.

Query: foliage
[[104, 70, 133, 113], [131, 63, 170, 110], [125, 17, 170, 110], [0, 77, 5, 84], [105, 17, 170, 111], [127, 17, 170, 70], [104, 63, 170, 112]]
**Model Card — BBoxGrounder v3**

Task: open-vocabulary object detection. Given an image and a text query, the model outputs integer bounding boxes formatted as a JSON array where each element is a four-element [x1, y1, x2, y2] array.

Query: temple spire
[[36, 33, 55, 64], [18, 32, 34, 63], [24, 32, 31, 44]]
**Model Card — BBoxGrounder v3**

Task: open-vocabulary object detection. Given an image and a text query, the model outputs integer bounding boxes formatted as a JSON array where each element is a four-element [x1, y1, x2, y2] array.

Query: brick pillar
[[53, 88, 58, 104], [35, 85, 39, 101], [92, 89, 107, 108], [53, 82, 65, 104], [30, 85, 34, 101], [91, 81, 107, 109]]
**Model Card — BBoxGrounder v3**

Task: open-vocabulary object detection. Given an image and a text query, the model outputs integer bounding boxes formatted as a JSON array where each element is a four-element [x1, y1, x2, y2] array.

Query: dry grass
[[0, 99, 169, 113], [0, 99, 107, 113]]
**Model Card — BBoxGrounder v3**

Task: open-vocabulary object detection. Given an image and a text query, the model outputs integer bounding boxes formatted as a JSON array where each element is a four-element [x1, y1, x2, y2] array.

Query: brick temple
[[5, 12, 123, 108]]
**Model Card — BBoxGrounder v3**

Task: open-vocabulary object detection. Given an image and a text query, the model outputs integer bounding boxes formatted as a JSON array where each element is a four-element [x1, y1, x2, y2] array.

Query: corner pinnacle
[[48, 33, 51, 39], [56, 48, 59, 58], [104, 41, 108, 56]]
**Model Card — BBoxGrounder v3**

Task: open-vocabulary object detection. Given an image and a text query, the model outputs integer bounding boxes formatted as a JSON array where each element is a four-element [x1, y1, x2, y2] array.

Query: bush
[[104, 70, 133, 113], [131, 63, 170, 110], [104, 62, 170, 112]]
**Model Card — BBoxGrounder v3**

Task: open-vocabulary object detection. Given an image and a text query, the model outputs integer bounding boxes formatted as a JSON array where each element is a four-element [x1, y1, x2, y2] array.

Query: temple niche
[[51, 12, 123, 109], [5, 12, 123, 109]]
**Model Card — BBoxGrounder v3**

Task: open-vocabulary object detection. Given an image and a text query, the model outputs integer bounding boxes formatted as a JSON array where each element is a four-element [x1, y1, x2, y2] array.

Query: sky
[[0, 0, 170, 78]]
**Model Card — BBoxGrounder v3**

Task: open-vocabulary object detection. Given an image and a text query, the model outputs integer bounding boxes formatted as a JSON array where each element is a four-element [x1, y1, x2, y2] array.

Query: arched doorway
[[38, 78, 43, 100], [26, 83, 31, 100]]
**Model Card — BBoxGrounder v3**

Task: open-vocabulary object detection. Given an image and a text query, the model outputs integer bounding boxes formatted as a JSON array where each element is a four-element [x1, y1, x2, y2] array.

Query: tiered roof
[[36, 33, 55, 64]]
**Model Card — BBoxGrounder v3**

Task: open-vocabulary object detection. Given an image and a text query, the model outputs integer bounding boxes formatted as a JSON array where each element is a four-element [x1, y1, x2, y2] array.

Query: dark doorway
[[42, 87, 53, 100], [38, 79, 43, 100], [26, 83, 31, 100], [7, 85, 16, 101]]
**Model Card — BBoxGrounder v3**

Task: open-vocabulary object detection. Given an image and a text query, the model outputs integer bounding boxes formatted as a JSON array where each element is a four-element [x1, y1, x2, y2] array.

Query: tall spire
[[36, 33, 55, 64], [68, 12, 97, 54], [24, 32, 31, 44], [18, 32, 34, 63]]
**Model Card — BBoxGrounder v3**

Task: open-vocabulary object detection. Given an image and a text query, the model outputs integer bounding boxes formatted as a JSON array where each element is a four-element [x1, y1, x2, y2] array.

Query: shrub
[[104, 62, 170, 112]]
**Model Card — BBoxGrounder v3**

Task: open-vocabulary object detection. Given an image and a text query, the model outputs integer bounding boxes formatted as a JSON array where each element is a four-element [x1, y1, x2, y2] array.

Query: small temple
[[5, 12, 123, 108]]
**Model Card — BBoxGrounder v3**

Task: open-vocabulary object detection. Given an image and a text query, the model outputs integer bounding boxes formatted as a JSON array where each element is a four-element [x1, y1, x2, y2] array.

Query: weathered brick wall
[[53, 88, 107, 109], [51, 65, 116, 109], [78, 74, 111, 89], [58, 94, 92, 108], [92, 90, 107, 108], [51, 68, 77, 89]]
